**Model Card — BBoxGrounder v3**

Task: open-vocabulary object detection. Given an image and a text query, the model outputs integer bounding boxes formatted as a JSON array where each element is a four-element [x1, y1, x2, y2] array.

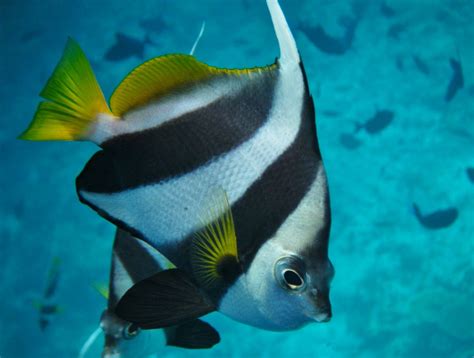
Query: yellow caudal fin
[[19, 38, 112, 141]]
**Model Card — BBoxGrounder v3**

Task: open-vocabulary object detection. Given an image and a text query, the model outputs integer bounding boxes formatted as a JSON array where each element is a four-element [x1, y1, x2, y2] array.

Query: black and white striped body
[[77, 0, 333, 330]]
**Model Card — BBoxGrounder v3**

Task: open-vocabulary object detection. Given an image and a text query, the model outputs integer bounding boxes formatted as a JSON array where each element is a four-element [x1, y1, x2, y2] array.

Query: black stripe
[[173, 62, 323, 302], [108, 228, 163, 309], [79, 62, 327, 305], [78, 71, 278, 194]]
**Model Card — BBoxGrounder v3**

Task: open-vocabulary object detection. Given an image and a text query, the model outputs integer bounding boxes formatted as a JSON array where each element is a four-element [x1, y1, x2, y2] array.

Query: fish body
[[298, 15, 358, 55], [466, 167, 474, 183], [356, 109, 394, 134], [445, 58, 464, 102], [105, 33, 152, 62], [413, 203, 458, 230], [96, 229, 219, 357], [21, 0, 333, 333], [412, 55, 430, 76], [140, 16, 168, 34], [34, 257, 62, 331]]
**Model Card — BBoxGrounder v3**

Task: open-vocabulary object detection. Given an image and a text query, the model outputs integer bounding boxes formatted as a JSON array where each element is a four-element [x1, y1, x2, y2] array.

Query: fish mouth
[[313, 312, 331, 323]]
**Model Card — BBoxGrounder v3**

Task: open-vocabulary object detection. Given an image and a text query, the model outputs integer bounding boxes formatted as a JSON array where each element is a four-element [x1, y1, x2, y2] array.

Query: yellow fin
[[92, 282, 109, 300], [110, 54, 277, 116], [191, 189, 240, 288], [19, 38, 112, 141]]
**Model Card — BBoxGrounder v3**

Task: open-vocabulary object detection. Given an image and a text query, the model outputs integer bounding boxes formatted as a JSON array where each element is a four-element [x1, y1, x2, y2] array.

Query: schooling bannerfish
[[298, 15, 359, 55], [466, 167, 474, 183], [20, 0, 333, 332], [33, 257, 62, 331], [356, 109, 394, 134], [413, 203, 458, 230], [79, 229, 219, 357], [445, 58, 464, 102], [105, 33, 153, 62]]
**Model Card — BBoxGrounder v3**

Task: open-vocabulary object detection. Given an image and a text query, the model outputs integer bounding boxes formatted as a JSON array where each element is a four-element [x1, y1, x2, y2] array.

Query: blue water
[[1, 0, 473, 356]]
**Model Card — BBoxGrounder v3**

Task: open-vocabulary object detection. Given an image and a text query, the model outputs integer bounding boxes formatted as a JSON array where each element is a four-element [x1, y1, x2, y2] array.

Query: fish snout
[[308, 288, 332, 323]]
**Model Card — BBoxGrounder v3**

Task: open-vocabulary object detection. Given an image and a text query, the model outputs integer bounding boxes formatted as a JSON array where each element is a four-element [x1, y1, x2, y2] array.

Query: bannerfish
[[140, 16, 169, 34], [20, 0, 334, 332], [79, 229, 219, 358], [298, 15, 359, 55], [356, 109, 394, 135], [380, 2, 396, 18], [445, 58, 464, 102], [105, 33, 153, 62], [412, 203, 458, 230], [339, 132, 361, 150], [466, 167, 474, 183], [412, 55, 430, 76], [33, 257, 62, 331]]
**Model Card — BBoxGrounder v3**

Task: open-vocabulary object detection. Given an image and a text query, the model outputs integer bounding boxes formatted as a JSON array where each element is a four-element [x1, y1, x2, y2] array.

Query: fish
[[20, 29, 43, 43], [78, 228, 219, 357], [380, 2, 396, 18], [412, 55, 430, 76], [104, 33, 153, 62], [139, 16, 169, 34], [467, 167, 474, 183], [20, 0, 334, 333], [356, 109, 394, 134], [445, 58, 464, 102], [412, 203, 458, 230], [298, 15, 358, 55], [387, 23, 404, 40], [33, 257, 62, 331], [339, 132, 361, 150]]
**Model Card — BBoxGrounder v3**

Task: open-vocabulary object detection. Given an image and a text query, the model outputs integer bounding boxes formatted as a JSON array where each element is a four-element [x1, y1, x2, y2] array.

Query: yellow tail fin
[[19, 38, 112, 141]]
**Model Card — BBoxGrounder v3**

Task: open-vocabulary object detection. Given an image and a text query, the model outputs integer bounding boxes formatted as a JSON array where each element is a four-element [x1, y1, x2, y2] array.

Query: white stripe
[[80, 64, 305, 251], [88, 77, 241, 144], [112, 255, 134, 301], [266, 0, 300, 68]]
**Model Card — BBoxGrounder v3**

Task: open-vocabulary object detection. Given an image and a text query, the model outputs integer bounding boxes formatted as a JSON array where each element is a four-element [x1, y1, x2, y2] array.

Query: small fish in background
[[21, 0, 334, 333], [355, 109, 395, 135], [445, 58, 464, 102], [33, 257, 63, 331], [412, 203, 458, 230], [387, 23, 404, 40], [20, 29, 43, 43], [299, 14, 359, 55], [339, 132, 361, 150], [412, 55, 430, 76], [466, 167, 474, 183], [139, 16, 169, 34], [380, 2, 396, 18], [104, 33, 154, 62], [395, 55, 404, 71], [78, 229, 219, 358]]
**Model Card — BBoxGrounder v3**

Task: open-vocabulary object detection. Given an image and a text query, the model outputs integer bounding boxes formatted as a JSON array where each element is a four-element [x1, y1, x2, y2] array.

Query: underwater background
[[1, 0, 473, 356]]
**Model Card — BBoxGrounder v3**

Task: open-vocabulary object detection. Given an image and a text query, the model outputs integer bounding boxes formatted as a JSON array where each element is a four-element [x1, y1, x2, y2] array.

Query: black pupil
[[284, 270, 302, 287], [127, 324, 139, 336]]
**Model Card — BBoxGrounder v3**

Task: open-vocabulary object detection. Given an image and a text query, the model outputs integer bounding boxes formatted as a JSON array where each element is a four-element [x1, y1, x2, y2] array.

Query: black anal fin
[[165, 319, 220, 349], [115, 269, 215, 329]]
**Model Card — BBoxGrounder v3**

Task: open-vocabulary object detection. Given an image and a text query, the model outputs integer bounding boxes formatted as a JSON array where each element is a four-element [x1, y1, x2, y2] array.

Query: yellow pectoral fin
[[110, 54, 277, 116], [19, 38, 112, 141], [191, 189, 241, 288], [92, 282, 109, 300]]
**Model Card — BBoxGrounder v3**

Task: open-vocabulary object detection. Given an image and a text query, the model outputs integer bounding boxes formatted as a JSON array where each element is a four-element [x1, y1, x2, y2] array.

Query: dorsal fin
[[110, 54, 276, 116], [266, 0, 300, 67]]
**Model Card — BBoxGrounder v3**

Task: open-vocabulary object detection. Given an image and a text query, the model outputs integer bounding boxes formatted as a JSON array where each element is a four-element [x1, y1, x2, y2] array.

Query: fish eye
[[122, 323, 140, 340], [274, 256, 307, 293], [282, 269, 304, 289]]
